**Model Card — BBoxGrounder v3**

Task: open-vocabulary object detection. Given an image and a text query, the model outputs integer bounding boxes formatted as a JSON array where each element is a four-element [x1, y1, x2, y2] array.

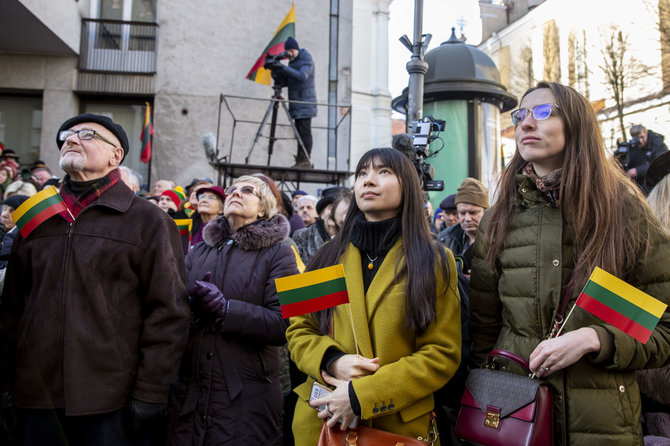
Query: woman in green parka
[[469, 81, 670, 446]]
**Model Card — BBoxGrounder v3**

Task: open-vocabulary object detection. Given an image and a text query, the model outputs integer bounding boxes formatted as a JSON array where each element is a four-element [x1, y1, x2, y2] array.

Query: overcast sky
[[388, 0, 483, 103]]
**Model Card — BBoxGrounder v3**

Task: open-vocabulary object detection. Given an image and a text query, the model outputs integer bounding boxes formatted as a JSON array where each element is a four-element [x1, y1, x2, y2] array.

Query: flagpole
[[346, 303, 361, 357]]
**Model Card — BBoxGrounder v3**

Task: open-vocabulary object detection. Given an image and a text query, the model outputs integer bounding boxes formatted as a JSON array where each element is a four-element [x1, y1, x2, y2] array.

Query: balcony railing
[[79, 18, 158, 74]]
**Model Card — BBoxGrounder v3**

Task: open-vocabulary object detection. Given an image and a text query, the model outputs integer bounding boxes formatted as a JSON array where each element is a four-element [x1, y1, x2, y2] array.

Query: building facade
[[0, 0, 363, 191], [478, 0, 670, 159]]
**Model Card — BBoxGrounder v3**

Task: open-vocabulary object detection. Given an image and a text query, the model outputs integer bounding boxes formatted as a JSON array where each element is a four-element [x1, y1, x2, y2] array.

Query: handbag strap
[[487, 349, 530, 371], [549, 277, 577, 339]]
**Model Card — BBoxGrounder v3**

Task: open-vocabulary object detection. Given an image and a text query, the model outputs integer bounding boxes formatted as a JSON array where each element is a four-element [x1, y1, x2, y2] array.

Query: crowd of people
[[0, 81, 670, 446]]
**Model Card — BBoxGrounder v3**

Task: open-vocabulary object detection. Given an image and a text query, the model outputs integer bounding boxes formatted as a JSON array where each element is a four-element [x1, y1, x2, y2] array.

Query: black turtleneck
[[350, 214, 402, 293]]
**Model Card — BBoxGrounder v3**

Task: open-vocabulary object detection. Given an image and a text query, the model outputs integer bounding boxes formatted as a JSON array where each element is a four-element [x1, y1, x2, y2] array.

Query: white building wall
[[350, 0, 393, 173], [479, 0, 670, 157]]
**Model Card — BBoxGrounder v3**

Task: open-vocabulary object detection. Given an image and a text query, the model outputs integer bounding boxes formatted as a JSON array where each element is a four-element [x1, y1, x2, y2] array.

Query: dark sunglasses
[[511, 103, 560, 126], [225, 185, 259, 198]]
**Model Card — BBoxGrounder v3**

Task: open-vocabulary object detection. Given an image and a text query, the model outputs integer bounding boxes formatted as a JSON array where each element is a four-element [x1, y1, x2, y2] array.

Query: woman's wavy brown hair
[[485, 81, 657, 288]]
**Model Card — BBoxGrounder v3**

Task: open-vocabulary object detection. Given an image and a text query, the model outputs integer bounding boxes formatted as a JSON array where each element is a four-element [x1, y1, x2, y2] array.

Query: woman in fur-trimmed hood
[[167, 175, 299, 446]]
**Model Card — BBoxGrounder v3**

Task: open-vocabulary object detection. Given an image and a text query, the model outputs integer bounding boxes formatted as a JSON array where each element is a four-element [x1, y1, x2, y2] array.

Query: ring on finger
[[326, 404, 333, 417], [542, 365, 550, 371]]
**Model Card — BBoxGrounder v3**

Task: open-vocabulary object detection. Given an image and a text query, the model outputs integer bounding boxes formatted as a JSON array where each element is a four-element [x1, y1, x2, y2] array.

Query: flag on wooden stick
[[12, 186, 69, 238], [576, 267, 667, 344], [245, 4, 295, 85], [275, 264, 349, 319], [173, 218, 192, 255]]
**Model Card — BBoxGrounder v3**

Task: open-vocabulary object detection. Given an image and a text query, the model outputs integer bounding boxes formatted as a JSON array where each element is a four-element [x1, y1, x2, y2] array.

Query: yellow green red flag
[[12, 186, 68, 238], [275, 264, 348, 319], [245, 4, 295, 85], [576, 267, 667, 344]]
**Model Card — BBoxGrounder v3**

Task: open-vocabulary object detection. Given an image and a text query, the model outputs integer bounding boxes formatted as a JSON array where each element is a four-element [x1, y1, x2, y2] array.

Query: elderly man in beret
[[0, 113, 189, 445]]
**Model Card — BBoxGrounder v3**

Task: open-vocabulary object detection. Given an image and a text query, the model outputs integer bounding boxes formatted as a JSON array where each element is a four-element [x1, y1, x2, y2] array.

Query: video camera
[[409, 116, 446, 191], [263, 51, 289, 70], [614, 136, 640, 170]]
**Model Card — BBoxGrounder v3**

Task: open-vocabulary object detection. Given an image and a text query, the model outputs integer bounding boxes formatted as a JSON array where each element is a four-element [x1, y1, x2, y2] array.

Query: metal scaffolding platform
[[212, 161, 352, 189]]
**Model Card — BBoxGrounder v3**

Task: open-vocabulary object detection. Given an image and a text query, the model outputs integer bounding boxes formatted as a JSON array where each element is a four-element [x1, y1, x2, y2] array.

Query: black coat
[[629, 129, 668, 190], [167, 214, 299, 446], [278, 49, 317, 120]]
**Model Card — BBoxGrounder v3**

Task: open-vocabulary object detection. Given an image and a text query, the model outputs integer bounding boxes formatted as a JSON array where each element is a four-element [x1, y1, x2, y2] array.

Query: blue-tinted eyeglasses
[[511, 103, 560, 126]]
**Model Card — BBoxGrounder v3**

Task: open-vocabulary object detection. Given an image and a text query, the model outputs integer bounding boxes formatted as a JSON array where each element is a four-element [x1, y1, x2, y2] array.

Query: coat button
[[619, 385, 626, 393], [521, 188, 527, 193], [372, 407, 379, 414], [388, 403, 395, 410], [206, 352, 214, 360], [556, 395, 563, 404], [380, 405, 387, 412], [552, 259, 560, 266]]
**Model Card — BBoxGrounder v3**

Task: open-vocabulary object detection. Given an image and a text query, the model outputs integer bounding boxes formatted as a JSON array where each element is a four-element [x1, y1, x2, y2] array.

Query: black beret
[[56, 113, 129, 161], [3, 194, 29, 210], [440, 194, 457, 211]]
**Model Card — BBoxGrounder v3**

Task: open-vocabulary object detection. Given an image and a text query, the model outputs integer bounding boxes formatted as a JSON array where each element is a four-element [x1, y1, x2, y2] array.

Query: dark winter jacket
[[167, 213, 299, 446], [629, 129, 668, 191], [0, 180, 189, 415], [437, 223, 467, 257], [469, 173, 670, 445], [279, 49, 317, 120], [292, 218, 328, 265]]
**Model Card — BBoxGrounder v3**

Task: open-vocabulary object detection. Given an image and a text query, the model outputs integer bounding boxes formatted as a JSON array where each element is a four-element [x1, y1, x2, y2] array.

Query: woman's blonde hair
[[647, 175, 670, 235], [232, 175, 277, 219], [4, 180, 37, 199]]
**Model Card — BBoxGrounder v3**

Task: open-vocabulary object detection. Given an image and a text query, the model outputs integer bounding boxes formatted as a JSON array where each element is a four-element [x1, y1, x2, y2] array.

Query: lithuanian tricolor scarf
[[245, 4, 295, 85], [173, 218, 192, 254], [576, 267, 667, 344], [275, 264, 349, 318], [12, 186, 68, 238]]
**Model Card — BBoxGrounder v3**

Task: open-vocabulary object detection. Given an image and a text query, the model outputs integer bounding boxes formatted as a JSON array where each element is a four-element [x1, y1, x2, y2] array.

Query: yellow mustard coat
[[286, 239, 461, 445]]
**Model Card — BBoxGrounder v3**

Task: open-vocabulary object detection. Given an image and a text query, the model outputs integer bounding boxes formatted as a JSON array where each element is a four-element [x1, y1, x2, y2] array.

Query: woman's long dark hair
[[485, 81, 658, 288], [308, 148, 450, 335]]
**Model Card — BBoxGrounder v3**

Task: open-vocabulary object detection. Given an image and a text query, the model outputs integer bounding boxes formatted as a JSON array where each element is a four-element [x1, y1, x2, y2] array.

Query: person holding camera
[[624, 124, 668, 192], [270, 37, 317, 168]]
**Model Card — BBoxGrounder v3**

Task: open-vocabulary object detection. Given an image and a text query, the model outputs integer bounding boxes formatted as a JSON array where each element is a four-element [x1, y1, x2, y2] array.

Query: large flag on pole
[[275, 264, 349, 318], [575, 267, 667, 344], [140, 101, 153, 163], [12, 186, 68, 238], [245, 4, 295, 85]]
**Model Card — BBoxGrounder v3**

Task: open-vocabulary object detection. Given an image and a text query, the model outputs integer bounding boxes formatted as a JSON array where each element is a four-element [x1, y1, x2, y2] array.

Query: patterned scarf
[[522, 163, 562, 207], [59, 169, 121, 221]]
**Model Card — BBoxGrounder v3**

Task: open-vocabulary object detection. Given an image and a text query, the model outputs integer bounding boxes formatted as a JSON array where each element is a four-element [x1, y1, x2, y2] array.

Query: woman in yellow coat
[[286, 148, 461, 445]]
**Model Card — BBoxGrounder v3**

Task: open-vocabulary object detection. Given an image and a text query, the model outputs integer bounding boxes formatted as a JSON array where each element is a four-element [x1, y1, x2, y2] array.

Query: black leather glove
[[189, 272, 228, 318], [0, 391, 17, 437], [126, 398, 167, 437]]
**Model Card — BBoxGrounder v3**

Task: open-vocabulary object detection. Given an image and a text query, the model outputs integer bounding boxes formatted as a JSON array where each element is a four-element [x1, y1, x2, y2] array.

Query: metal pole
[[405, 0, 428, 129]]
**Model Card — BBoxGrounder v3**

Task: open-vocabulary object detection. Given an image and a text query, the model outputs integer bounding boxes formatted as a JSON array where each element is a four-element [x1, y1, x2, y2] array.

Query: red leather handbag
[[318, 413, 438, 446], [454, 349, 553, 446]]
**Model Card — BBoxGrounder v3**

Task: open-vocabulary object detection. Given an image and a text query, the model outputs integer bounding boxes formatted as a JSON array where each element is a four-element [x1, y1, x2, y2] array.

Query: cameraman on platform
[[270, 37, 316, 168], [624, 124, 668, 192]]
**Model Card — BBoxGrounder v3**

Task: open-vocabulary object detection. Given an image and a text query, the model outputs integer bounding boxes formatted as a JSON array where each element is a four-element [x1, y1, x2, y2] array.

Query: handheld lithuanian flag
[[140, 101, 153, 164], [12, 186, 68, 238], [576, 267, 667, 344], [275, 264, 349, 319], [245, 4, 295, 85]]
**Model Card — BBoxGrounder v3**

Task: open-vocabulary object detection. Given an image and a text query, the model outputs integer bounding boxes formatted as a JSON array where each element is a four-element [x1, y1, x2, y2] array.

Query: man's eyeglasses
[[225, 185, 259, 198], [510, 103, 560, 126], [58, 129, 118, 148]]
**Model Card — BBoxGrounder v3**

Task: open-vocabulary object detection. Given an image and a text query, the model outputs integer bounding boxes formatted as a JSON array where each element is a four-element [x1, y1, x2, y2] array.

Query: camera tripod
[[246, 82, 310, 166]]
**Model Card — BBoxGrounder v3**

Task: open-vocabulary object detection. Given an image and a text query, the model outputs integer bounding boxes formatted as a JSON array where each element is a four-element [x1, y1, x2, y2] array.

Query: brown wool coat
[[0, 180, 190, 415]]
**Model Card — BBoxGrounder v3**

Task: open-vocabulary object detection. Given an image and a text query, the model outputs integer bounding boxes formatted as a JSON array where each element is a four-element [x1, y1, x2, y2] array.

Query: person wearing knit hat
[[272, 37, 317, 168], [438, 177, 489, 268], [159, 187, 185, 214]]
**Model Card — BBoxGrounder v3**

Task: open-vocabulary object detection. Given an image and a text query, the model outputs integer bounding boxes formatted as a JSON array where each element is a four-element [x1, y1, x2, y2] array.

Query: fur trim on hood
[[202, 213, 290, 250]]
